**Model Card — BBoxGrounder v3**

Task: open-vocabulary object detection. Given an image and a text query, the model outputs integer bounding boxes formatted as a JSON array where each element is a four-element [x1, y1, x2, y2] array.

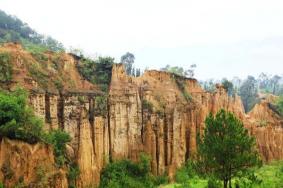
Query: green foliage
[[197, 109, 261, 188], [257, 119, 268, 127], [222, 79, 234, 96], [77, 56, 113, 92], [0, 10, 64, 52], [0, 88, 44, 144], [275, 96, 283, 116], [163, 161, 283, 188], [174, 77, 192, 102], [175, 160, 197, 183], [239, 76, 258, 112], [121, 52, 135, 75], [27, 63, 49, 88], [0, 52, 12, 82], [207, 177, 222, 188], [43, 130, 71, 167], [0, 182, 4, 188], [54, 79, 63, 90], [99, 153, 166, 188], [68, 163, 80, 188], [142, 99, 154, 113], [161, 64, 196, 78], [94, 95, 108, 116], [31, 51, 48, 63]]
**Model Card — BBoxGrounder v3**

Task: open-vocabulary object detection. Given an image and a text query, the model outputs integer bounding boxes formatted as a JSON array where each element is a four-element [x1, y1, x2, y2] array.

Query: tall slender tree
[[198, 110, 261, 188]]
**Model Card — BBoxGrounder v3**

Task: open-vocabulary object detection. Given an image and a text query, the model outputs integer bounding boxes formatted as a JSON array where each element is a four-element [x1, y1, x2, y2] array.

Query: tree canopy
[[197, 109, 261, 188], [0, 9, 64, 52]]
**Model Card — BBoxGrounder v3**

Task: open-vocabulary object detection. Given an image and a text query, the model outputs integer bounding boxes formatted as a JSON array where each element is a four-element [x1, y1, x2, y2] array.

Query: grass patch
[[161, 161, 283, 188], [0, 52, 12, 82]]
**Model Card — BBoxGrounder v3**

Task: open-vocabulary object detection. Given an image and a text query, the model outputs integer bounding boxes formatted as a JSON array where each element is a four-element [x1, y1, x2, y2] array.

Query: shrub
[[175, 160, 197, 187], [0, 88, 44, 144], [207, 177, 221, 188], [31, 52, 48, 63], [174, 78, 192, 102], [68, 162, 80, 188], [43, 130, 71, 167], [142, 99, 153, 113], [99, 153, 165, 188], [275, 96, 283, 116], [77, 56, 113, 93], [0, 52, 12, 82], [95, 95, 108, 116]]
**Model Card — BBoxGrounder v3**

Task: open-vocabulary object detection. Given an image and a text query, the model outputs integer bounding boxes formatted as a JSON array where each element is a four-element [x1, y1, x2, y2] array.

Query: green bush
[[275, 96, 283, 116], [175, 160, 198, 187], [174, 78, 192, 102], [77, 56, 113, 93], [68, 162, 80, 188], [95, 95, 108, 116], [207, 177, 221, 188], [0, 52, 12, 82], [43, 129, 71, 167], [142, 99, 153, 113], [99, 153, 165, 188], [0, 88, 44, 144]]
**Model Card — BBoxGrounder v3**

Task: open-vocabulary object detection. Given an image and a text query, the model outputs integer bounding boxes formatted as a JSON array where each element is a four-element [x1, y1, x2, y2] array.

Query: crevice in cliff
[[89, 97, 95, 154], [107, 98, 112, 162], [185, 112, 191, 160], [57, 93, 65, 130], [154, 125, 159, 175], [139, 87, 145, 144], [45, 93, 51, 124], [164, 115, 168, 166]]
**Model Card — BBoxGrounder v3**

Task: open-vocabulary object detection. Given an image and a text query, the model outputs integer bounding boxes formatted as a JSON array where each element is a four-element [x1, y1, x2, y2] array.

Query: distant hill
[[0, 9, 64, 52]]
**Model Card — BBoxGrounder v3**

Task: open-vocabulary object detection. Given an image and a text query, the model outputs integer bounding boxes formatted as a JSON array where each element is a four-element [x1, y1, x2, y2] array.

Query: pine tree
[[198, 109, 261, 188]]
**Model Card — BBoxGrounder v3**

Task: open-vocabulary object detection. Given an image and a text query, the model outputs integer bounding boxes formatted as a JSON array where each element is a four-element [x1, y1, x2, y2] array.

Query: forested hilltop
[[0, 9, 64, 52]]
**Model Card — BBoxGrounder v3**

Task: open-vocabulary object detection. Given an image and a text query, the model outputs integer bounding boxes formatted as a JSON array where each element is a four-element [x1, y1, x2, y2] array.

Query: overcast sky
[[1, 0, 283, 80]]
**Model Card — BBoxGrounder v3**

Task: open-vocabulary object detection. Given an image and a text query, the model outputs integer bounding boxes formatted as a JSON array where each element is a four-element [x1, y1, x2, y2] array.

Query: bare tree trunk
[[224, 179, 228, 188]]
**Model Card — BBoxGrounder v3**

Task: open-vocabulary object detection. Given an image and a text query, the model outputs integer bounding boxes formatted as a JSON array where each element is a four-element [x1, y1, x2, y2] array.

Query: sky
[[0, 0, 283, 80]]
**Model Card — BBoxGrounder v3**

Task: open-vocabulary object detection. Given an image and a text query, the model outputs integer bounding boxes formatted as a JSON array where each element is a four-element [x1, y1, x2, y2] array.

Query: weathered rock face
[[0, 138, 68, 188], [108, 64, 283, 178], [0, 44, 109, 187], [0, 44, 282, 187], [247, 101, 283, 161], [29, 92, 109, 187]]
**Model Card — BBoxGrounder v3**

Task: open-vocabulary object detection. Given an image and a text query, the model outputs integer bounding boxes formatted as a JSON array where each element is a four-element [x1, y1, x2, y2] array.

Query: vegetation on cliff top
[[0, 52, 12, 83], [77, 56, 114, 92], [0, 9, 64, 52]]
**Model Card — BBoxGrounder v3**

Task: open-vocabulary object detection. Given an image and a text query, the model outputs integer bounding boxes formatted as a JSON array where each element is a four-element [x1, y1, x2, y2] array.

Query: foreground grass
[[161, 161, 283, 188]]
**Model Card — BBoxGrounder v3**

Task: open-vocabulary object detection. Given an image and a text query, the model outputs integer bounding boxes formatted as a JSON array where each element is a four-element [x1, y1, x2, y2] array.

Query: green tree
[[0, 88, 44, 144], [121, 52, 135, 75], [222, 79, 234, 96], [43, 129, 71, 167], [77, 56, 114, 92], [197, 109, 261, 188], [0, 9, 64, 52], [239, 76, 258, 112]]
